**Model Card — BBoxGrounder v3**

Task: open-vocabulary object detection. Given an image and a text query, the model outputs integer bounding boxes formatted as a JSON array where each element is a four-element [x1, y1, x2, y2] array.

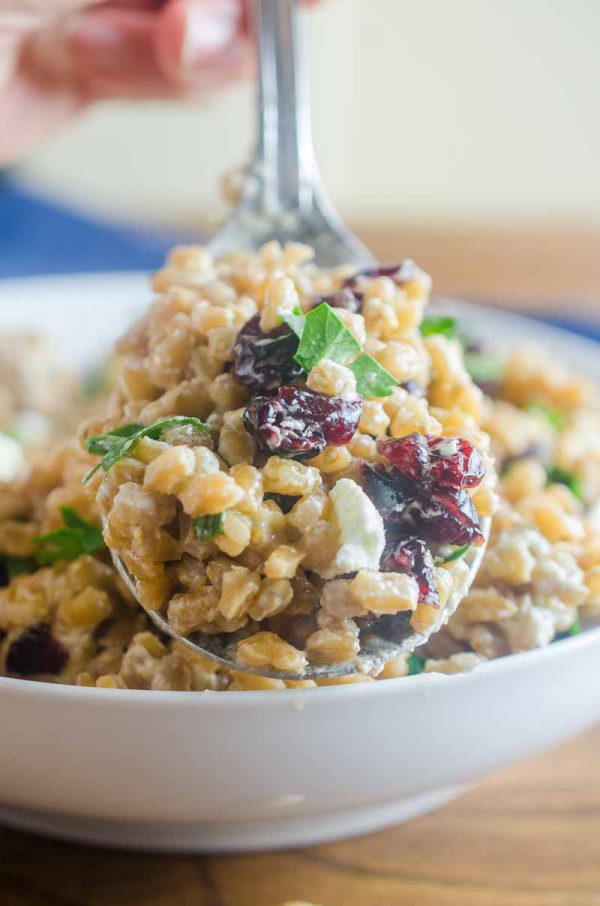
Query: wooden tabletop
[[1, 727, 599, 906], [2, 225, 600, 906]]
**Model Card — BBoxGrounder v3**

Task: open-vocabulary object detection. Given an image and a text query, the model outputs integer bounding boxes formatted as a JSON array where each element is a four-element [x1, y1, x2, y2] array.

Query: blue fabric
[[2, 182, 600, 345], [0, 181, 186, 277], [533, 314, 600, 345]]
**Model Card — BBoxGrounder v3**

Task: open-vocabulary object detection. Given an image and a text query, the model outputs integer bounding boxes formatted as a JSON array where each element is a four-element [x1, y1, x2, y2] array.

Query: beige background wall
[[15, 0, 600, 229]]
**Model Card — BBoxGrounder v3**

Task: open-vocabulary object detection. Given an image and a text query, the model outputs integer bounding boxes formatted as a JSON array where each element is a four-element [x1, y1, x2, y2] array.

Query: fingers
[[154, 0, 245, 87], [64, 0, 250, 100]]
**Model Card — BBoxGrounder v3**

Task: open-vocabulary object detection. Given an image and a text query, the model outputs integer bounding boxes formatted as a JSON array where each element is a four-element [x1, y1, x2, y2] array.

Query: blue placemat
[[0, 180, 188, 278]]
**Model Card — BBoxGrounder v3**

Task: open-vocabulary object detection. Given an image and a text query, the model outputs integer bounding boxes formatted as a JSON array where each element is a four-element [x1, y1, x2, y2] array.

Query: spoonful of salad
[[87, 0, 492, 679]]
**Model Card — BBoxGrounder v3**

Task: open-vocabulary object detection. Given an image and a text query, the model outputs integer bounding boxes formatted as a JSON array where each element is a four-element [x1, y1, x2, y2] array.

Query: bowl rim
[[0, 625, 598, 708], [1, 274, 598, 708]]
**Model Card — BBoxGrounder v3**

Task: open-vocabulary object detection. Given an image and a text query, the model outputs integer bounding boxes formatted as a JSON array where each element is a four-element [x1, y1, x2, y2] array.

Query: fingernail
[[181, 0, 238, 71]]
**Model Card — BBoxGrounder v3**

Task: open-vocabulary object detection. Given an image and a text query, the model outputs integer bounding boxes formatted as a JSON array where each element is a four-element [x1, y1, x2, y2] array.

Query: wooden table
[[2, 225, 600, 906], [1, 728, 599, 906]]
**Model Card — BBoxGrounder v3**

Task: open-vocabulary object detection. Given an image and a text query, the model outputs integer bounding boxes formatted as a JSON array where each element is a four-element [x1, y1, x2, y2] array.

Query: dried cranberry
[[381, 537, 439, 606], [399, 489, 483, 546], [6, 623, 68, 676], [232, 316, 304, 394], [315, 287, 363, 314], [264, 493, 300, 514], [244, 385, 362, 460], [360, 462, 416, 522], [344, 260, 419, 289], [377, 434, 485, 491]]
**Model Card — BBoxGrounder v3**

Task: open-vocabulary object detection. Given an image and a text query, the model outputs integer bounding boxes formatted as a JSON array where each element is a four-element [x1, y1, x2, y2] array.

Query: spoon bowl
[[101, 0, 491, 679], [107, 519, 491, 680]]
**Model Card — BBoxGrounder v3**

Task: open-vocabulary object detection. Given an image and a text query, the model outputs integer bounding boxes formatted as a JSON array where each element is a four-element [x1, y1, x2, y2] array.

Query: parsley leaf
[[83, 416, 212, 483], [436, 544, 471, 565], [464, 351, 505, 386], [348, 353, 398, 398], [281, 307, 306, 340], [408, 653, 425, 675], [2, 557, 38, 581], [525, 403, 566, 432], [546, 465, 583, 502], [293, 303, 361, 373], [420, 315, 458, 338], [32, 507, 104, 565], [193, 513, 224, 541]]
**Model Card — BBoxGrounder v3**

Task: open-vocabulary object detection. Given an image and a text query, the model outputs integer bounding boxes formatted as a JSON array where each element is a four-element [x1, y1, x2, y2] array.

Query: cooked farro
[[0, 242, 596, 689]]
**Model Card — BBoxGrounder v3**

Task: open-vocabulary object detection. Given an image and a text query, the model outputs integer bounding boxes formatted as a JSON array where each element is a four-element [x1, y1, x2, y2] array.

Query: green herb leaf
[[83, 365, 110, 399], [525, 403, 566, 432], [293, 303, 361, 373], [420, 315, 458, 338], [348, 353, 399, 398], [464, 351, 505, 386], [281, 307, 306, 340], [193, 513, 224, 541], [408, 653, 425, 675], [32, 507, 104, 565], [568, 616, 582, 636], [546, 465, 583, 502], [3, 557, 38, 581], [83, 416, 212, 483], [435, 544, 471, 565]]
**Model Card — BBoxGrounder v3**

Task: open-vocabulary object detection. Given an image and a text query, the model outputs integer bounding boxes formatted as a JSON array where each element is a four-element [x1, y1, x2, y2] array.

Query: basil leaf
[[193, 513, 224, 540], [281, 307, 306, 340], [420, 315, 458, 338], [525, 403, 566, 432], [293, 303, 360, 373], [348, 353, 398, 398], [83, 416, 212, 483], [32, 507, 104, 565], [408, 653, 425, 675], [546, 465, 583, 502], [436, 544, 471, 565]]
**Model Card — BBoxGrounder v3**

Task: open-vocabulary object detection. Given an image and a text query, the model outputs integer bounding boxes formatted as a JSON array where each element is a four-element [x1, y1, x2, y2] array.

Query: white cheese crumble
[[323, 477, 386, 578], [0, 432, 24, 482]]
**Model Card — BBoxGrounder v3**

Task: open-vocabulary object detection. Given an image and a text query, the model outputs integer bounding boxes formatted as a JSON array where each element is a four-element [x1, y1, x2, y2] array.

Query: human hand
[[0, 0, 254, 165]]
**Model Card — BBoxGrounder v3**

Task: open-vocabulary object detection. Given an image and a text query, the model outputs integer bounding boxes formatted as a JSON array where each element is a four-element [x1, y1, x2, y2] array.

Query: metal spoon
[[107, 0, 491, 679]]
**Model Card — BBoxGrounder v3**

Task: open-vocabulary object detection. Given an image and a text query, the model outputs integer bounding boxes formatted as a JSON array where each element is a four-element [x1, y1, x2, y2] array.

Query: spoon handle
[[250, 0, 314, 215]]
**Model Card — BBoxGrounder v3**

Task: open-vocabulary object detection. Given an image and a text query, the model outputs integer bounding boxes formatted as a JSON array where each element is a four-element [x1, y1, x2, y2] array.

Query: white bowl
[[0, 273, 598, 853]]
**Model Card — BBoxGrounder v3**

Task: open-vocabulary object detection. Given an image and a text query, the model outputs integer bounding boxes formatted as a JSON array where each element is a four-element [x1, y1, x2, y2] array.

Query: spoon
[[107, 0, 491, 679]]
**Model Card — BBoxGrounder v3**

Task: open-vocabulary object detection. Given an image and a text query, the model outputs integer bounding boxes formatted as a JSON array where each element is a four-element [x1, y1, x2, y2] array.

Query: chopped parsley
[[463, 351, 505, 386], [193, 513, 224, 541], [525, 403, 566, 432], [408, 653, 425, 675], [2, 557, 38, 582], [436, 544, 471, 565], [420, 315, 458, 339], [546, 465, 583, 502], [348, 353, 399, 398], [32, 507, 104, 565], [568, 616, 582, 637], [293, 303, 361, 372], [284, 303, 399, 398], [83, 416, 212, 483], [282, 307, 306, 340]]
